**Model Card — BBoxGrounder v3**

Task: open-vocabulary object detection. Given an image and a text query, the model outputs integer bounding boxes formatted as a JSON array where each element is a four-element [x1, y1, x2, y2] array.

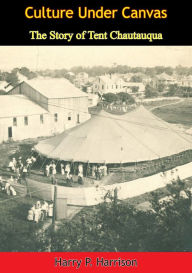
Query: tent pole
[[86, 161, 89, 178], [39, 156, 48, 171]]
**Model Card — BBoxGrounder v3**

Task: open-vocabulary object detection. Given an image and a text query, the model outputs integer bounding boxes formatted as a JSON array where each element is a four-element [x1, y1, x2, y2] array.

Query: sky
[[0, 46, 192, 71]]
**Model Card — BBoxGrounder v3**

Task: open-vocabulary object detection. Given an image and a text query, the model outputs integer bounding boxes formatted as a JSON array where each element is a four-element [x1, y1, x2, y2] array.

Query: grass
[[152, 99, 192, 127], [0, 192, 43, 251], [144, 98, 180, 110], [0, 138, 51, 252]]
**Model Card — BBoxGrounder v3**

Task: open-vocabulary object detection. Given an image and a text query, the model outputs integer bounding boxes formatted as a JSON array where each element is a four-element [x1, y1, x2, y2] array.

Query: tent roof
[[35, 106, 192, 164]]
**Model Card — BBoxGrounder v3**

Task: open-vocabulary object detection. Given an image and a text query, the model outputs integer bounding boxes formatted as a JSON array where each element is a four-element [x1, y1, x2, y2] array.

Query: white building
[[123, 82, 145, 97], [0, 79, 90, 143], [155, 73, 177, 86], [92, 74, 125, 94], [0, 95, 50, 142], [179, 76, 192, 88], [88, 93, 99, 107]]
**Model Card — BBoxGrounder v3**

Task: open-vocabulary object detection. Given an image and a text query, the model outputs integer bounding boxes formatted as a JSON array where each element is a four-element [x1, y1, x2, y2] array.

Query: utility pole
[[52, 184, 57, 232], [50, 184, 57, 252]]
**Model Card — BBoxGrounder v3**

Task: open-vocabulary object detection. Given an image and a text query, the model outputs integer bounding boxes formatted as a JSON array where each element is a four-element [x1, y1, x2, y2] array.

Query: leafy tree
[[131, 86, 139, 93], [164, 84, 178, 96], [130, 75, 143, 82], [102, 93, 118, 103], [4, 71, 19, 86], [19, 67, 37, 80], [145, 84, 159, 98], [117, 92, 135, 104], [157, 83, 166, 93]]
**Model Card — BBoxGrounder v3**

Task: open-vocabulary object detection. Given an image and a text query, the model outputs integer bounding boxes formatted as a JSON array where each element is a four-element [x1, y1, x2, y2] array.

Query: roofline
[[48, 95, 88, 99], [7, 81, 25, 94], [9, 80, 88, 99]]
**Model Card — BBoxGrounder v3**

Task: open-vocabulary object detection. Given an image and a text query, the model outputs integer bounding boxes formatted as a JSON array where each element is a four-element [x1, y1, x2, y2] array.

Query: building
[[155, 73, 177, 86], [0, 95, 50, 142], [123, 82, 145, 97], [0, 79, 90, 143], [87, 93, 99, 107], [179, 75, 192, 88], [92, 74, 125, 94]]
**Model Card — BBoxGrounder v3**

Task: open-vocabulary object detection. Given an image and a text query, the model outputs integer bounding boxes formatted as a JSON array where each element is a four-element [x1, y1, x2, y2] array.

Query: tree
[[156, 83, 166, 93], [102, 93, 118, 103], [131, 86, 139, 93], [19, 67, 37, 80], [4, 71, 19, 86], [145, 84, 159, 98], [117, 92, 135, 104], [130, 75, 143, 82]]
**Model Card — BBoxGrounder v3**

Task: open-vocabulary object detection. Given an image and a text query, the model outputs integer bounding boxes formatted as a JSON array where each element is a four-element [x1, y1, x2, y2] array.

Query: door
[[8, 127, 12, 138], [77, 114, 80, 124]]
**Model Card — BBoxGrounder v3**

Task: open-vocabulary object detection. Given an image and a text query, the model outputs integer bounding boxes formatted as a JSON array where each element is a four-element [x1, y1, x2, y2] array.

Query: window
[[68, 113, 72, 121], [54, 113, 58, 122], [24, 116, 28, 126], [13, 117, 17, 126], [40, 114, 44, 124]]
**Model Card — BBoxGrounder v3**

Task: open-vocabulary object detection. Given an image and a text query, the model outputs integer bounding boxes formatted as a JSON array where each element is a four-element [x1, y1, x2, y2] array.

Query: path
[[149, 98, 184, 111]]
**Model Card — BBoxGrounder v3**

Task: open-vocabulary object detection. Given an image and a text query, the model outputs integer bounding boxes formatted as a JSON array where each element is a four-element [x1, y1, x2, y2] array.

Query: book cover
[[0, 1, 192, 272]]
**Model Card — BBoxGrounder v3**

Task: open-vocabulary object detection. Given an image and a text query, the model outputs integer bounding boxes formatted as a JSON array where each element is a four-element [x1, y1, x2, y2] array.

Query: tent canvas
[[35, 107, 192, 164]]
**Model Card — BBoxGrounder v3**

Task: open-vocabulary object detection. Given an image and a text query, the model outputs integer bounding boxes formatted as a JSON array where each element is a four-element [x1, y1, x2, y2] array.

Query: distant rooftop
[[98, 75, 124, 84], [26, 78, 88, 99], [0, 95, 48, 118]]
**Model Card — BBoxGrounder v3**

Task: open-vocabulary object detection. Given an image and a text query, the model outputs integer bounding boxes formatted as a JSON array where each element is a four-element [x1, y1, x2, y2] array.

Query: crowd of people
[[8, 155, 36, 182], [27, 200, 53, 223], [43, 160, 108, 185]]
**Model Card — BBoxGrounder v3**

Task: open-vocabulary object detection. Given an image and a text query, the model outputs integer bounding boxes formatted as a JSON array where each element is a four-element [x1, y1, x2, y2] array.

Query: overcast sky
[[0, 46, 192, 71]]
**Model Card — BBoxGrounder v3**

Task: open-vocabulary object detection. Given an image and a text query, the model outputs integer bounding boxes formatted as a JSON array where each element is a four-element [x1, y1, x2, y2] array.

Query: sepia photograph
[[0, 46, 192, 252]]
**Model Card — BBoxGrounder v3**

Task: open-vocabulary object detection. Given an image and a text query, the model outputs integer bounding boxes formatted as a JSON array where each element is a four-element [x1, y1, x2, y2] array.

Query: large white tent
[[35, 106, 192, 164]]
